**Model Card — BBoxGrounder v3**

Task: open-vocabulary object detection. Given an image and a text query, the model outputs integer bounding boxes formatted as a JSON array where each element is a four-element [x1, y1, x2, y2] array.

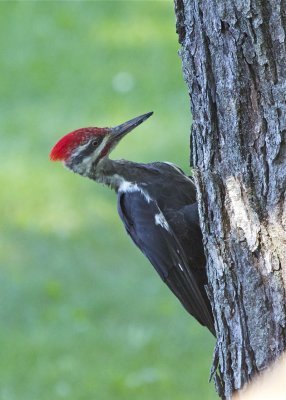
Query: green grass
[[0, 2, 217, 399]]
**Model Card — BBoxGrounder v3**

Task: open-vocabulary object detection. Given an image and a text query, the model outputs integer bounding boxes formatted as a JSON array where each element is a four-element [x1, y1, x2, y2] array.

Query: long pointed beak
[[110, 111, 153, 141]]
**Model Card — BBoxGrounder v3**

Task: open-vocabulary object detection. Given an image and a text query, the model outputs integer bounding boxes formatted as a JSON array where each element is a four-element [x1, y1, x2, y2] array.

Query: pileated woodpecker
[[50, 112, 215, 335]]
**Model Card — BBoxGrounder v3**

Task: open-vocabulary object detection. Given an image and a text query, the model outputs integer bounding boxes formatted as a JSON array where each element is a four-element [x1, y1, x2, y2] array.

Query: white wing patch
[[178, 263, 184, 271], [119, 181, 151, 203], [154, 212, 170, 231]]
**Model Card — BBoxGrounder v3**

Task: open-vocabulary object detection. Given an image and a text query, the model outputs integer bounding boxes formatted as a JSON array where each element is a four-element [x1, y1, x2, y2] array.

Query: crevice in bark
[[174, 0, 186, 44]]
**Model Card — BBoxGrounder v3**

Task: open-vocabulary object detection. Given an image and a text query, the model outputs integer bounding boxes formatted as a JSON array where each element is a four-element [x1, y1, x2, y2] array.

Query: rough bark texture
[[174, 0, 286, 398]]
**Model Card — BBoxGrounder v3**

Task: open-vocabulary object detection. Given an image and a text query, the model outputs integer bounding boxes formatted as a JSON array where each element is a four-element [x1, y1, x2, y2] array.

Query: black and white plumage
[[50, 112, 215, 336], [116, 163, 214, 335]]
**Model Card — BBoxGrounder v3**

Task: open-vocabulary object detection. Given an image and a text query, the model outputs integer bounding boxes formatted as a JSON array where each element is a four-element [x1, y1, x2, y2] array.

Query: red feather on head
[[50, 127, 108, 161]]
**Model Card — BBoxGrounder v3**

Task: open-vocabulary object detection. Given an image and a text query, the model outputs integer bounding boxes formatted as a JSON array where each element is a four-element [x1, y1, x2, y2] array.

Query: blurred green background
[[0, 1, 216, 399]]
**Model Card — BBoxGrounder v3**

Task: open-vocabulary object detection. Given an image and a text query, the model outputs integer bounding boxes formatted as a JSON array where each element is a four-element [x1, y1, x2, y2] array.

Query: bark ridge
[[175, 0, 286, 397]]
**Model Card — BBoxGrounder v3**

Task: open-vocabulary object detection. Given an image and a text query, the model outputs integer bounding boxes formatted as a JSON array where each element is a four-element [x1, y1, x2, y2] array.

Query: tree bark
[[174, 0, 286, 398]]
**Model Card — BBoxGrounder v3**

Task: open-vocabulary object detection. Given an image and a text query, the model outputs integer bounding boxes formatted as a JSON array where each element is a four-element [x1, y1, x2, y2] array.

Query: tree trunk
[[174, 0, 286, 398]]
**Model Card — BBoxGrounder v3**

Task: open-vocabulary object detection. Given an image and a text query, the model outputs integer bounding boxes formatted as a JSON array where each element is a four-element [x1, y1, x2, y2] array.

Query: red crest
[[50, 127, 107, 161]]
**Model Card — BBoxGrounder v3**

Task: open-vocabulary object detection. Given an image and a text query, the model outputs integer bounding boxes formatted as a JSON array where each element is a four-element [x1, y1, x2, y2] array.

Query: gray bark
[[174, 0, 286, 398]]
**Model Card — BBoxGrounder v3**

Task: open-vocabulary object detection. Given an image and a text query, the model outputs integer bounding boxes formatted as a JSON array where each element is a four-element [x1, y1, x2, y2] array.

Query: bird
[[50, 112, 215, 335]]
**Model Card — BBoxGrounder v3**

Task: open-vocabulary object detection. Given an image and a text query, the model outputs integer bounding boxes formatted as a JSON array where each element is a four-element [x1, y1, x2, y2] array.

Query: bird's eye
[[92, 139, 100, 146]]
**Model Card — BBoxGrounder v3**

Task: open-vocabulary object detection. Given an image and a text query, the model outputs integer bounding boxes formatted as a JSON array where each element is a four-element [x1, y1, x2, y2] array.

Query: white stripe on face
[[68, 135, 110, 176]]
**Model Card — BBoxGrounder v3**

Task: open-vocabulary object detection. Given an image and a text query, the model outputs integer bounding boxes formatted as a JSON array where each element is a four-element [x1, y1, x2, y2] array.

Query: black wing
[[117, 190, 215, 335]]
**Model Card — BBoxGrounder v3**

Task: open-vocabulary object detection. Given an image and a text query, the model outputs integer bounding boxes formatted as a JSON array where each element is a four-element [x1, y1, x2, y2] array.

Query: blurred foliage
[[0, 2, 217, 400]]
